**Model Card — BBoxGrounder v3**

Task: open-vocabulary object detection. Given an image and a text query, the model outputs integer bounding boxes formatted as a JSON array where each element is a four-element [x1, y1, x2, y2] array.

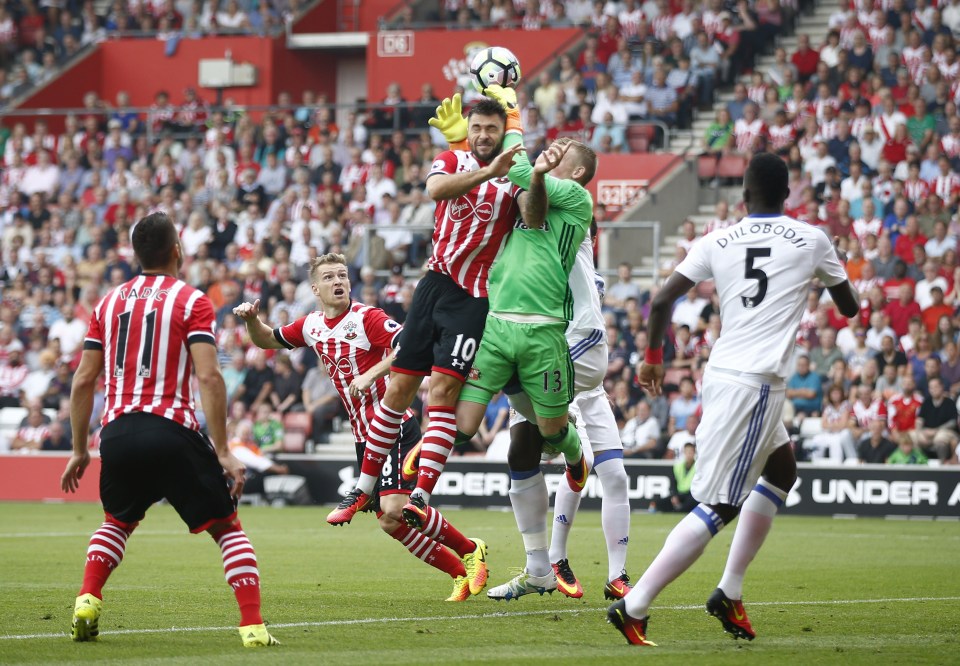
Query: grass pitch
[[0, 502, 958, 665]]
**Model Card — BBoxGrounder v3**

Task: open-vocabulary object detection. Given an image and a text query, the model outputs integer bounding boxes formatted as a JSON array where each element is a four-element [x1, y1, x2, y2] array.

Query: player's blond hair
[[309, 253, 348, 281]]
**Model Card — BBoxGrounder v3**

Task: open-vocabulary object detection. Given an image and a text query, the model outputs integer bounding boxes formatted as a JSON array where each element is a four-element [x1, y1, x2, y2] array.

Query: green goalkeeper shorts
[[459, 315, 574, 419]]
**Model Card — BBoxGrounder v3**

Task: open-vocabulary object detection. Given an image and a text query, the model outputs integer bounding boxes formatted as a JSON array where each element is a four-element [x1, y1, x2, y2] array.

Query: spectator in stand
[[884, 283, 922, 338], [791, 33, 820, 83], [9, 400, 51, 452], [805, 383, 856, 463], [621, 399, 662, 458], [915, 264, 949, 310], [235, 348, 274, 411], [810, 328, 844, 374], [40, 419, 71, 451], [913, 375, 958, 461], [888, 432, 930, 464], [646, 69, 678, 128], [0, 344, 28, 408], [924, 219, 957, 259], [251, 403, 284, 452], [667, 376, 699, 431], [787, 355, 823, 417], [857, 414, 897, 463], [301, 363, 341, 445]]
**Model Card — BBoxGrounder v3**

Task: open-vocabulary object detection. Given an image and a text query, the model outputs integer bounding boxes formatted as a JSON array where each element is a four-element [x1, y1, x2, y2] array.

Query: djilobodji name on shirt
[[715, 222, 809, 249]]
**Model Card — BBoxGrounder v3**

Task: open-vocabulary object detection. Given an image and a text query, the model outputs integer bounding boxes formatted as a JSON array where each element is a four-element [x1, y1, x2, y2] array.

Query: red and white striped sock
[[389, 524, 465, 579], [79, 517, 135, 599], [418, 505, 475, 558], [414, 406, 458, 501], [357, 403, 405, 494], [214, 525, 262, 626]]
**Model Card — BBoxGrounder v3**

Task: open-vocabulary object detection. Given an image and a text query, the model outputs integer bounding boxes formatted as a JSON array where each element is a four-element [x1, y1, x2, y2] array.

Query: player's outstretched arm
[[640, 271, 696, 396], [520, 142, 569, 229], [61, 349, 103, 493], [825, 237, 860, 318], [234, 299, 285, 350], [191, 341, 245, 499], [426, 144, 523, 201]]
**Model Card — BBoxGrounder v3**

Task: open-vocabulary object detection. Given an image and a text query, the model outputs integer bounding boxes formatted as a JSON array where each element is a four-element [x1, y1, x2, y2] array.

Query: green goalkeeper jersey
[[487, 133, 593, 320]]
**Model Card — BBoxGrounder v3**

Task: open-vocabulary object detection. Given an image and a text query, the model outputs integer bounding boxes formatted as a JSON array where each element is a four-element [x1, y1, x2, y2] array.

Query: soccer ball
[[468, 46, 522, 93]]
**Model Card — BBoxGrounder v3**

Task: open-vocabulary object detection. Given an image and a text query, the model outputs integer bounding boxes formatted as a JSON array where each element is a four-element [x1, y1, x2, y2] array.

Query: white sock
[[718, 479, 787, 600], [595, 452, 631, 580], [509, 469, 551, 577], [547, 452, 592, 563], [624, 504, 724, 619]]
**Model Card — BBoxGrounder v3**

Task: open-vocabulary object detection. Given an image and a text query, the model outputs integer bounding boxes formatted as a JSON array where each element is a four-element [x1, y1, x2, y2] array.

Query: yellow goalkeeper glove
[[482, 83, 523, 133], [428, 93, 468, 145]]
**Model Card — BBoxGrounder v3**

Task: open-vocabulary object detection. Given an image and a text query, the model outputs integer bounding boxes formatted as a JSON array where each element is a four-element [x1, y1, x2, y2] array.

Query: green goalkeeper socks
[[542, 425, 582, 462]]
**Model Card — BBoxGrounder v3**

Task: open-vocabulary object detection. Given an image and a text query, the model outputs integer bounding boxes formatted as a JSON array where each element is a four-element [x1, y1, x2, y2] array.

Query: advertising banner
[[273, 456, 960, 519]]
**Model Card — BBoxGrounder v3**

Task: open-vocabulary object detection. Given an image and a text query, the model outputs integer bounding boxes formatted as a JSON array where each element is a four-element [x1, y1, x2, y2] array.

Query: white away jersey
[[675, 215, 848, 378], [567, 232, 606, 338]]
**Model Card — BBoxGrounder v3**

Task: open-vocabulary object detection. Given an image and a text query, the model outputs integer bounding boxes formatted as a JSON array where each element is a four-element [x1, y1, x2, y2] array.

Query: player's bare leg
[[487, 421, 559, 600], [207, 517, 279, 647], [327, 372, 423, 526], [710, 443, 797, 640]]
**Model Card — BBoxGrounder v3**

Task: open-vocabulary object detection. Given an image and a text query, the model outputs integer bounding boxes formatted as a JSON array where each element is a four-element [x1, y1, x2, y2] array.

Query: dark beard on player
[[471, 140, 500, 163]]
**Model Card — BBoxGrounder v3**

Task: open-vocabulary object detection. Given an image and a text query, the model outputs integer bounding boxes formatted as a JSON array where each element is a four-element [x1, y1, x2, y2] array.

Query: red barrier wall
[[366, 28, 582, 101], [0, 454, 101, 503], [291, 0, 337, 33], [588, 152, 681, 206]]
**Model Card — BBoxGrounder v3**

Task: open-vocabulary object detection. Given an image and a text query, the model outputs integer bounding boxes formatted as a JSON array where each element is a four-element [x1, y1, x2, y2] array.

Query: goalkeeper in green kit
[[425, 85, 600, 598]]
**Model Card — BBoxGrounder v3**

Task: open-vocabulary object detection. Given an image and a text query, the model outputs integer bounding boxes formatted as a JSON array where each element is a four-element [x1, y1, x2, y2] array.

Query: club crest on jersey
[[468, 367, 482, 381], [343, 321, 359, 340], [450, 196, 494, 223]]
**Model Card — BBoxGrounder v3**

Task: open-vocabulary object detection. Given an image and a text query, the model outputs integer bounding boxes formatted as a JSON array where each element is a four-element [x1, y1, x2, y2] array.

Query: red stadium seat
[[697, 155, 717, 180], [283, 412, 311, 437], [283, 432, 306, 453], [627, 124, 656, 153], [717, 155, 748, 180]]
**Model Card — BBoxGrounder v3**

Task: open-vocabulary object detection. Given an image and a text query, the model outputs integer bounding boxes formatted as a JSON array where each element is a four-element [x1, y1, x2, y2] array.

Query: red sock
[[79, 517, 135, 599], [213, 524, 262, 626], [416, 406, 458, 496], [357, 403, 405, 494], [418, 505, 475, 558], [389, 524, 465, 579]]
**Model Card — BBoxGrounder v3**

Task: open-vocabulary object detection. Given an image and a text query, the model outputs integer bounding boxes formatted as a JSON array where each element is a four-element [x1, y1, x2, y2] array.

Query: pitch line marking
[[2, 595, 959, 641]]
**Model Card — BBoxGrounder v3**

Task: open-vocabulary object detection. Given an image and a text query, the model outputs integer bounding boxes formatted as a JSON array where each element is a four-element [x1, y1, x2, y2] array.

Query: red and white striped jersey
[[853, 397, 888, 428], [814, 97, 840, 122], [941, 133, 960, 159], [903, 177, 930, 204], [867, 24, 890, 46], [747, 84, 768, 105], [839, 25, 860, 49], [701, 9, 723, 36], [902, 45, 928, 74], [274, 302, 411, 443], [618, 8, 645, 38], [853, 215, 883, 241], [931, 172, 960, 202], [940, 60, 960, 83], [873, 176, 895, 203], [819, 118, 839, 141], [733, 118, 765, 153], [85, 275, 217, 431], [850, 115, 873, 140], [767, 123, 797, 151], [652, 14, 673, 42], [427, 150, 521, 297]]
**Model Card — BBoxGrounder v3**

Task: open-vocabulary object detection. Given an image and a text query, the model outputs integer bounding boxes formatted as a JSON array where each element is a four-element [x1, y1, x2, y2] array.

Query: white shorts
[[693, 366, 789, 507], [570, 331, 606, 394]]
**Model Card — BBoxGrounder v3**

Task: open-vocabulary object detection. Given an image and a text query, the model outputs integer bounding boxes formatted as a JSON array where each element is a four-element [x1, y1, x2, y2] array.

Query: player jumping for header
[[608, 153, 859, 646], [325, 97, 523, 534]]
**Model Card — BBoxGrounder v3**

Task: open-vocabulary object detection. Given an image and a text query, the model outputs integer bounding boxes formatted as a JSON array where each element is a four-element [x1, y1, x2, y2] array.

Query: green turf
[[0, 502, 958, 665]]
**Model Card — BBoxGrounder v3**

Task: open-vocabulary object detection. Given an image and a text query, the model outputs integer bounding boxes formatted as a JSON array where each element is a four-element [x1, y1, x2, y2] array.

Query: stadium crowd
[[2, 0, 960, 471], [0, 0, 297, 109]]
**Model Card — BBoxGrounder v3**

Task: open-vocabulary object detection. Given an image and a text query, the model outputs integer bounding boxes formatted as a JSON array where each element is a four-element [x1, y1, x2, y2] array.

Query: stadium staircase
[[633, 1, 833, 290]]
